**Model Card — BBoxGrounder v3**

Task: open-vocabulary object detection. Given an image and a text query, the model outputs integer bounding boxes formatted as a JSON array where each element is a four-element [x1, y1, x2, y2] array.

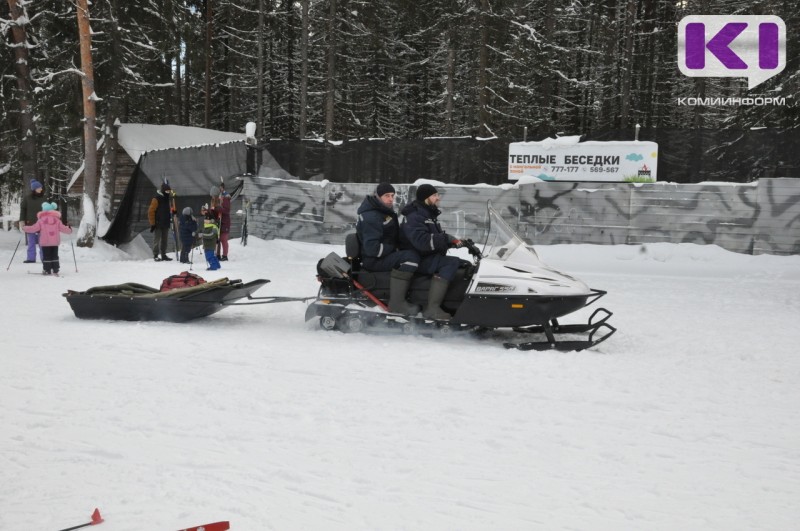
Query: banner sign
[[508, 139, 658, 182]]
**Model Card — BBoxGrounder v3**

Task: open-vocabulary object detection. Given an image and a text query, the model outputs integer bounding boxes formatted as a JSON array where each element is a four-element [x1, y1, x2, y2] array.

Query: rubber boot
[[422, 276, 452, 320], [388, 269, 421, 315]]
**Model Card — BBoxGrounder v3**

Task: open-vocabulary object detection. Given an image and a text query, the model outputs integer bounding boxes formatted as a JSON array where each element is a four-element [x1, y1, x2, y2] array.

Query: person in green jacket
[[201, 213, 221, 271], [18, 179, 47, 263]]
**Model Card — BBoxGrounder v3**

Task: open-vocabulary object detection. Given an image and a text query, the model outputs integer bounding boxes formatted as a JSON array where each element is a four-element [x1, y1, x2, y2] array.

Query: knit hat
[[182, 206, 193, 216], [30, 179, 43, 191], [42, 202, 57, 211], [161, 182, 171, 193], [416, 183, 438, 203], [375, 183, 395, 197]]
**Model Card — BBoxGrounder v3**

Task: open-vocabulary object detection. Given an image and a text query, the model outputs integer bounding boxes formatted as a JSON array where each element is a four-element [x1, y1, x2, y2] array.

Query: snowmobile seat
[[345, 233, 361, 264]]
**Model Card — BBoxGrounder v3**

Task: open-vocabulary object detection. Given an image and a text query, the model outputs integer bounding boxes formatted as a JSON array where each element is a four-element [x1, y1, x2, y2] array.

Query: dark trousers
[[179, 239, 194, 262], [152, 226, 170, 258], [416, 253, 461, 281], [42, 246, 60, 274], [362, 249, 420, 273]]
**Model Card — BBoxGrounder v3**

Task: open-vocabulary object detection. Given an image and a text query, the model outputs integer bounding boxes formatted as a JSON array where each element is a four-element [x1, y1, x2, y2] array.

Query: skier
[[178, 207, 198, 264], [147, 182, 175, 261], [400, 184, 464, 320], [356, 183, 420, 315], [18, 179, 47, 263], [21, 202, 72, 275], [201, 212, 221, 271]]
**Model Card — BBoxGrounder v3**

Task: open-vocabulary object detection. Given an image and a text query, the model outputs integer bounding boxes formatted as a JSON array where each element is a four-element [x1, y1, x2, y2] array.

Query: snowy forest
[[1, 0, 798, 204]]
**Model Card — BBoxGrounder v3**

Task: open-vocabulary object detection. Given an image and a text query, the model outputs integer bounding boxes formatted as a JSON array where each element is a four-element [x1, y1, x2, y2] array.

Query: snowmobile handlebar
[[464, 239, 482, 259]]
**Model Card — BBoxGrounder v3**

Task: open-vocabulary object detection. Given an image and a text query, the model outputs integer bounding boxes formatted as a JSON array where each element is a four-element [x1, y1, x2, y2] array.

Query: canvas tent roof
[[67, 124, 248, 191], [117, 123, 247, 163]]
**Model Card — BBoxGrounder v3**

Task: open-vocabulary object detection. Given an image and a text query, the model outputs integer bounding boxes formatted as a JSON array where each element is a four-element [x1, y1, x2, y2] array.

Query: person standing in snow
[[356, 182, 420, 315], [147, 182, 175, 261], [201, 212, 221, 271], [18, 179, 47, 263], [400, 184, 464, 320], [178, 206, 198, 264], [210, 183, 232, 261], [21, 202, 72, 275]]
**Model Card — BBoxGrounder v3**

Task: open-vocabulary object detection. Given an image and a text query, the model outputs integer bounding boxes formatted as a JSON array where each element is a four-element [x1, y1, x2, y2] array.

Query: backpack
[[160, 271, 206, 292]]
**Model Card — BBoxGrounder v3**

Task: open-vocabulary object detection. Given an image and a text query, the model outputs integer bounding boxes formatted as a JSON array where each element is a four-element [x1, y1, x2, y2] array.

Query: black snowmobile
[[305, 203, 616, 351]]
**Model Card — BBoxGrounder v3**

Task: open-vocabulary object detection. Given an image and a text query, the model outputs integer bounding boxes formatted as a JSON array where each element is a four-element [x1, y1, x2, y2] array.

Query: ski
[[176, 521, 230, 531], [27, 271, 63, 276]]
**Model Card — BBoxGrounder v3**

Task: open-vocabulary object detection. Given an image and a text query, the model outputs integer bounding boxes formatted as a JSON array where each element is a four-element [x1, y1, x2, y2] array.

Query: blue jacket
[[179, 215, 198, 243], [356, 195, 400, 259], [400, 200, 453, 256]]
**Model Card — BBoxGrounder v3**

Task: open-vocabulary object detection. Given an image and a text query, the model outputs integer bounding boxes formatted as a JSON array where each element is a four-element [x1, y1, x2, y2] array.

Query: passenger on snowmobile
[[356, 183, 421, 315], [400, 184, 464, 320]]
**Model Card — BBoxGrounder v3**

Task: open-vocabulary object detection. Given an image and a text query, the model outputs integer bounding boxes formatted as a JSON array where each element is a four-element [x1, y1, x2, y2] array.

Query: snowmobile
[[305, 202, 616, 351]]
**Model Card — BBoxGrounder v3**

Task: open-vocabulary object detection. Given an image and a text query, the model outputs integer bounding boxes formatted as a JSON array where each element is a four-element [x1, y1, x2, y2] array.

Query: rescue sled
[[63, 277, 303, 322], [305, 202, 616, 351]]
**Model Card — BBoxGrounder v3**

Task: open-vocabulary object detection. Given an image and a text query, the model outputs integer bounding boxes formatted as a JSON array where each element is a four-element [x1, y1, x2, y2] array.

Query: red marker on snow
[[57, 508, 104, 531]]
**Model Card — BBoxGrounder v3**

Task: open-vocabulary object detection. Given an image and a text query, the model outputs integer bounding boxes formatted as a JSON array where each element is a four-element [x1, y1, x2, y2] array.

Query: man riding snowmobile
[[400, 183, 465, 320], [356, 183, 420, 315]]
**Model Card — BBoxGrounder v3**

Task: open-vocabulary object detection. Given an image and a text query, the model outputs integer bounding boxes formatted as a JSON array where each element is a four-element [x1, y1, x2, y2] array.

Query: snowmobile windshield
[[482, 204, 543, 267]]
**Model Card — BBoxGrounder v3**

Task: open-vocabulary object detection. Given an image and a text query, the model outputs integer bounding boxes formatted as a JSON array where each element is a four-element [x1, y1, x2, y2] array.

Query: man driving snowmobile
[[356, 183, 421, 315], [400, 183, 464, 320]]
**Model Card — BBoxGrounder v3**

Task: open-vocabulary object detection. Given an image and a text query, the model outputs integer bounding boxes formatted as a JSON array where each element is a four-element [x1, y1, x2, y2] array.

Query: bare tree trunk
[[445, 31, 455, 137], [477, 0, 490, 137], [298, 0, 309, 139], [175, 8, 183, 126], [325, 0, 337, 140], [7, 0, 39, 187], [619, 0, 637, 128], [541, 0, 555, 128], [184, 49, 191, 125], [204, 0, 213, 128], [98, 118, 119, 235], [77, 0, 98, 247], [257, 0, 265, 137]]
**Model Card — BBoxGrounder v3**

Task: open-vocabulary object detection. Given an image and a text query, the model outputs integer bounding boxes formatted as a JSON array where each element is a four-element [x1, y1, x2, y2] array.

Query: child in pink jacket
[[22, 202, 72, 275]]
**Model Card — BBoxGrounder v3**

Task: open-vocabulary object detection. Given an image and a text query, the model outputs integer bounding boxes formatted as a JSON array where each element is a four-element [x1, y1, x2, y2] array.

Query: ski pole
[[70, 231, 78, 272], [6, 233, 22, 271], [57, 508, 104, 531]]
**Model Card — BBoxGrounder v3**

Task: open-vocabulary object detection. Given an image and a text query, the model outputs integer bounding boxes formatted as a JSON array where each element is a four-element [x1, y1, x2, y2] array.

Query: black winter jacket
[[400, 200, 453, 256], [19, 191, 47, 225], [356, 195, 401, 258]]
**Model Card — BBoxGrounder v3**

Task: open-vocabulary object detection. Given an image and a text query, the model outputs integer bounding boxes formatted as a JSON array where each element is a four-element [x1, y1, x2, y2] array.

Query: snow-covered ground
[[2, 228, 799, 530]]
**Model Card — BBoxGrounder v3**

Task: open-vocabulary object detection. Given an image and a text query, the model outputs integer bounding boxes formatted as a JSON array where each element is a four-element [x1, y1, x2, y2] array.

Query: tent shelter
[[99, 124, 277, 245]]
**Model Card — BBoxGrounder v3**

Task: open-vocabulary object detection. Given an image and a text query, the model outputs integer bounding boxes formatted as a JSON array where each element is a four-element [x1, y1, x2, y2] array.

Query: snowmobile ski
[[503, 308, 617, 352]]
